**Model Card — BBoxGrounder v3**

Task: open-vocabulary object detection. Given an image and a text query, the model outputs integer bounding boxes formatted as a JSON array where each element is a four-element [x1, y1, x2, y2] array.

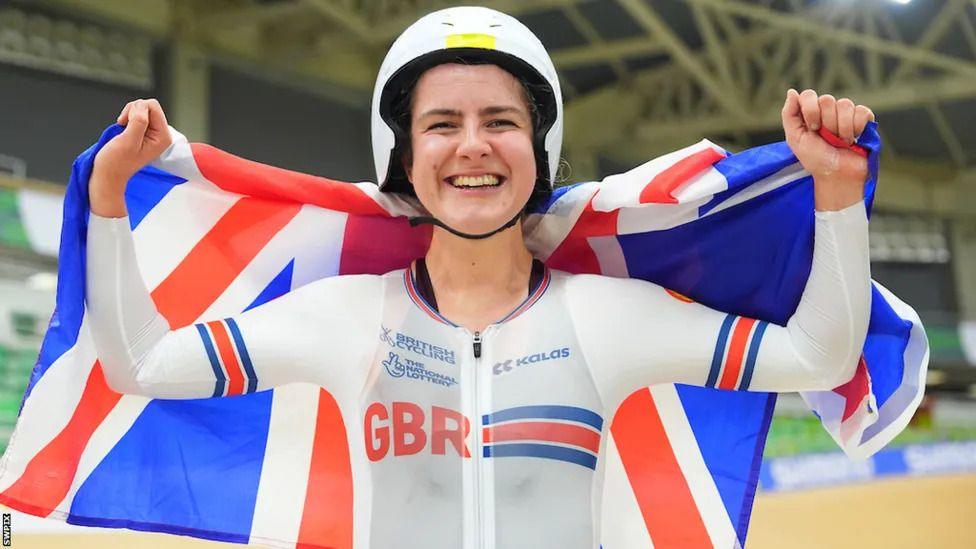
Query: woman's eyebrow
[[480, 105, 525, 117], [418, 108, 461, 120], [417, 105, 526, 121]]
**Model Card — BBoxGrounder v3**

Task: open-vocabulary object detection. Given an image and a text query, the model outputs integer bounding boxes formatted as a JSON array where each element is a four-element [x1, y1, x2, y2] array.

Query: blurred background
[[1, 0, 974, 547]]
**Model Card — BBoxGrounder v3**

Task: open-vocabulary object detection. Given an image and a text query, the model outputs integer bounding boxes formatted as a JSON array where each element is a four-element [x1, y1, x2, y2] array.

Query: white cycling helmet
[[371, 6, 563, 202]]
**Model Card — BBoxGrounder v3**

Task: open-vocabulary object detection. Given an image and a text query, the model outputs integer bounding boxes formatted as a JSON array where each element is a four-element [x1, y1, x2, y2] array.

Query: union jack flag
[[0, 121, 927, 547]]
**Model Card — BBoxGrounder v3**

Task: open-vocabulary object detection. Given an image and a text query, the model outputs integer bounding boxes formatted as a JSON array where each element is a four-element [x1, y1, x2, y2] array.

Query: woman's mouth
[[445, 174, 505, 189]]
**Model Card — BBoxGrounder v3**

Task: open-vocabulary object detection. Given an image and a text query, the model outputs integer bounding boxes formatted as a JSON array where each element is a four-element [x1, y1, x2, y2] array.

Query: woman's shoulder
[[554, 270, 676, 301]]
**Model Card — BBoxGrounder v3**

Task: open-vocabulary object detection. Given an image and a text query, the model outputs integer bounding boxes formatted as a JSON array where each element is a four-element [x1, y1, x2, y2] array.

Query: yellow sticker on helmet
[[445, 33, 496, 50]]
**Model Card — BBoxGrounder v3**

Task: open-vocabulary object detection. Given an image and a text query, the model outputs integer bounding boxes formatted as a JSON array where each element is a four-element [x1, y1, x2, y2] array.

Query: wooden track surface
[[10, 473, 976, 548]]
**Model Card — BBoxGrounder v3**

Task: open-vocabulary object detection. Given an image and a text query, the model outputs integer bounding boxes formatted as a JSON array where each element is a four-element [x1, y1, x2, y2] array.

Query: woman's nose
[[456, 126, 491, 159]]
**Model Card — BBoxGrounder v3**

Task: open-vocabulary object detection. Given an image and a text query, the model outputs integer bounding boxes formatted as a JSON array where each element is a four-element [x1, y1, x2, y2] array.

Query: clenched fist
[[781, 89, 875, 212], [90, 98, 172, 217]]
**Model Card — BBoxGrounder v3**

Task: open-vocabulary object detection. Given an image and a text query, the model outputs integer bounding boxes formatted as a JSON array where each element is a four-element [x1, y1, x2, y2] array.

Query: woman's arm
[[86, 213, 380, 400], [570, 197, 869, 407], [573, 88, 875, 407]]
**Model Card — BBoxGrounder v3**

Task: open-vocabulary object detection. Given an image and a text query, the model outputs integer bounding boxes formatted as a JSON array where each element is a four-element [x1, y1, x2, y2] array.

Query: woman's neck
[[423, 222, 534, 330]]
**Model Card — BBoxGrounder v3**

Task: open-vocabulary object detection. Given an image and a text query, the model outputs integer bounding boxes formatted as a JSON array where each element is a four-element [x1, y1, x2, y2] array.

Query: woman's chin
[[438, 213, 518, 236]]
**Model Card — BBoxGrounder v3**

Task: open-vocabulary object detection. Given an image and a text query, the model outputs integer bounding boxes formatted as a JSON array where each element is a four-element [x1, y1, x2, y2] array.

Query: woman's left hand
[[781, 88, 875, 211]]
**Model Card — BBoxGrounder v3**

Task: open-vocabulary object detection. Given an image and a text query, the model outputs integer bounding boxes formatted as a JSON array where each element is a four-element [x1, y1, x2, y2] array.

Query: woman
[[86, 6, 873, 548]]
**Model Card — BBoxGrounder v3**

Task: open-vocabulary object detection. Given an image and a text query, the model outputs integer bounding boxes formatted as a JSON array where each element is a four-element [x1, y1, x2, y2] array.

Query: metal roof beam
[[889, 0, 969, 83], [632, 76, 976, 147], [616, 0, 746, 116], [926, 103, 968, 168], [552, 37, 665, 67], [686, 0, 976, 79]]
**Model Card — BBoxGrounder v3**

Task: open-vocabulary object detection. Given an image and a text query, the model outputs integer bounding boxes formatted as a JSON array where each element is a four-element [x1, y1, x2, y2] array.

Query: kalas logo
[[493, 347, 571, 375]]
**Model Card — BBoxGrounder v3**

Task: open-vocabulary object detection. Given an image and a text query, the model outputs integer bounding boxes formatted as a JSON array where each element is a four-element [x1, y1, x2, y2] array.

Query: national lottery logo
[[379, 326, 457, 365], [382, 351, 458, 388], [493, 347, 571, 376]]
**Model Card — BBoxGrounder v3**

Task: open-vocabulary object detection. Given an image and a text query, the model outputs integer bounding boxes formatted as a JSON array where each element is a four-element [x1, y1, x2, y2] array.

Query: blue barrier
[[760, 441, 976, 492]]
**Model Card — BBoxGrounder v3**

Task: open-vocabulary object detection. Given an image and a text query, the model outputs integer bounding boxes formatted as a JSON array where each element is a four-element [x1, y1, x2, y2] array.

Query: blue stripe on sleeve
[[738, 321, 768, 391], [196, 324, 226, 397], [707, 314, 736, 388], [225, 318, 258, 394], [484, 443, 598, 470], [482, 405, 603, 431]]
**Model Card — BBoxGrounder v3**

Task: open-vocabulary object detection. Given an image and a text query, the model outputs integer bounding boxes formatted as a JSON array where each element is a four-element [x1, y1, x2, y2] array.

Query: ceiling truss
[[30, 0, 976, 181]]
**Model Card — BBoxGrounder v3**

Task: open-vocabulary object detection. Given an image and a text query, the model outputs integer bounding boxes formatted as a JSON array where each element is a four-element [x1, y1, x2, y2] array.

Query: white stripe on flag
[[588, 235, 630, 278], [650, 385, 739, 548], [525, 182, 598, 262], [591, 140, 720, 211], [600, 431, 655, 549], [0, 319, 96, 493], [201, 205, 349, 321], [50, 394, 151, 517], [248, 383, 320, 547], [700, 161, 807, 220], [132, 180, 237, 290]]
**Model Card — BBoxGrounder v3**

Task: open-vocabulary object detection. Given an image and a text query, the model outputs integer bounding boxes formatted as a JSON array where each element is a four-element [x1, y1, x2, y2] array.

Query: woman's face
[[406, 63, 536, 235]]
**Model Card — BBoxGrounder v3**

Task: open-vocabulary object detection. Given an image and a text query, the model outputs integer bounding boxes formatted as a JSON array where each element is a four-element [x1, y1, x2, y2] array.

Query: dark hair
[[382, 55, 555, 213]]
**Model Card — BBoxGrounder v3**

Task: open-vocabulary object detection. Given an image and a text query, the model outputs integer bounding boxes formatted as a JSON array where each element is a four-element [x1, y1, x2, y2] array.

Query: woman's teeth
[[449, 175, 501, 188]]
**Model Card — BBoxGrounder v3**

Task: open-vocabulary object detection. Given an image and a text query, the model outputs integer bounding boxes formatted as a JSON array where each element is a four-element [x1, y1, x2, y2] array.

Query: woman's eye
[[488, 119, 516, 128], [426, 122, 453, 130]]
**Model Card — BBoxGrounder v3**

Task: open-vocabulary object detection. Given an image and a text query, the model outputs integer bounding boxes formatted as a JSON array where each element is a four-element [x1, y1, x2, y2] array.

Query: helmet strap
[[408, 210, 522, 240]]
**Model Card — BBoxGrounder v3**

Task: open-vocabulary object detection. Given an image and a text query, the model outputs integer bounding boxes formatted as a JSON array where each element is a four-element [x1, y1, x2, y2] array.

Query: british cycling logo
[[493, 347, 571, 376], [380, 326, 456, 365], [382, 351, 458, 387]]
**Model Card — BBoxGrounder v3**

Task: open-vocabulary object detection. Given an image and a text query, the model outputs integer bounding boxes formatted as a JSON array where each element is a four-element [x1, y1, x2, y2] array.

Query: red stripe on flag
[[638, 148, 725, 205], [153, 198, 301, 327], [612, 389, 712, 548], [0, 362, 122, 517], [546, 197, 619, 274], [297, 389, 353, 549], [206, 321, 245, 396], [833, 356, 871, 421], [483, 421, 601, 454], [191, 143, 389, 217], [718, 317, 757, 390]]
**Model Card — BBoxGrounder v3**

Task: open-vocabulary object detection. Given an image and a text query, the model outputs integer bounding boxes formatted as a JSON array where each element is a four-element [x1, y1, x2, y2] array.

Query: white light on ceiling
[[889, 0, 912, 4]]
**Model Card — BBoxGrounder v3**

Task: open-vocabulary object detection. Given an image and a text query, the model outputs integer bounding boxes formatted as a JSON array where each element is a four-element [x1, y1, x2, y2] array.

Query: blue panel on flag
[[23, 125, 126, 406], [245, 259, 295, 311], [862, 287, 912, 407], [68, 393, 273, 542], [618, 181, 814, 324], [126, 166, 187, 229], [676, 385, 775, 546]]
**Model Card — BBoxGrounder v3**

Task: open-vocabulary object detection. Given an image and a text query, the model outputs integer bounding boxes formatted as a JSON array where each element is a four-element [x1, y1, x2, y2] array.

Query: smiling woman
[[77, 5, 879, 549]]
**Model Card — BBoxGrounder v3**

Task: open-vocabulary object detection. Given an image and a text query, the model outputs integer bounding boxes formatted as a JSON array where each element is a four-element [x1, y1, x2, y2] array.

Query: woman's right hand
[[90, 98, 172, 217]]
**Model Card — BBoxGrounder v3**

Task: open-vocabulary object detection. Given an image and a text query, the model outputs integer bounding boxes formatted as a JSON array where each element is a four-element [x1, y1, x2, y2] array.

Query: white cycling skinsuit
[[86, 200, 870, 549]]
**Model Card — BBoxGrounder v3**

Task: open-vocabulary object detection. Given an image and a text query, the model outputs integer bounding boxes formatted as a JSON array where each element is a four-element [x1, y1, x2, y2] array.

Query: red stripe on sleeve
[[152, 198, 301, 328], [638, 148, 725, 204], [611, 389, 712, 547], [718, 317, 757, 390], [297, 389, 353, 549], [0, 362, 122, 517], [483, 421, 601, 454], [206, 321, 244, 396]]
